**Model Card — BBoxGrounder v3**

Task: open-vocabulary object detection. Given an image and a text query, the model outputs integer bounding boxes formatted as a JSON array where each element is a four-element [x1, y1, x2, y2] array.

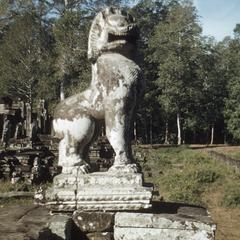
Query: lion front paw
[[77, 164, 91, 174], [108, 164, 139, 173]]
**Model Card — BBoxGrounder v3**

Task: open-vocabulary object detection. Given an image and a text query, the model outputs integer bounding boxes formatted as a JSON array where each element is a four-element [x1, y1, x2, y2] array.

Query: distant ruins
[[0, 96, 52, 147], [0, 96, 58, 184], [0, 96, 114, 185]]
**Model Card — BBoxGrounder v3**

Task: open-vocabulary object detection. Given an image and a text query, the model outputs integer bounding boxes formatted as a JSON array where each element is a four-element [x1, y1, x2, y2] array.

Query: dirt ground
[[190, 144, 240, 153], [0, 204, 50, 240], [198, 146, 240, 240], [203, 189, 240, 240]]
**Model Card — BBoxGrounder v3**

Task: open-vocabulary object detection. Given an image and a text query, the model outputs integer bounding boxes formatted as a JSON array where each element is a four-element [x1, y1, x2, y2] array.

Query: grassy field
[[136, 146, 240, 240]]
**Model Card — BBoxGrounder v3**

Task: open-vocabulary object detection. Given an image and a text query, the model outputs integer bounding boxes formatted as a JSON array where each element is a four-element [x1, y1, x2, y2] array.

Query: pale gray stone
[[48, 215, 73, 240], [86, 232, 114, 240], [53, 172, 143, 187], [45, 7, 153, 212], [114, 228, 215, 240], [45, 171, 152, 211], [52, 7, 143, 174], [114, 212, 216, 240]]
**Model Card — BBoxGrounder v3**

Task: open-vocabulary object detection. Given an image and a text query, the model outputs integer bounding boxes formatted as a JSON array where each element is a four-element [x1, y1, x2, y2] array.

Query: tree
[[131, 0, 167, 143], [148, 0, 202, 145], [53, 10, 91, 100], [0, 10, 54, 106], [224, 25, 240, 142], [196, 38, 228, 144]]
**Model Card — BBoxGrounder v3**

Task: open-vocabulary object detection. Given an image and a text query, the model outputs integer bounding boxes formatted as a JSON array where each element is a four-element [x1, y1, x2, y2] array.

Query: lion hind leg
[[53, 115, 95, 173]]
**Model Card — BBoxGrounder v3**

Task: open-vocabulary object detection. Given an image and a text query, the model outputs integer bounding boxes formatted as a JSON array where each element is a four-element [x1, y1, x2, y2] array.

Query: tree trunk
[[144, 111, 148, 143], [210, 124, 214, 145], [25, 103, 32, 137], [64, 0, 68, 7], [164, 120, 169, 144], [134, 121, 137, 144], [150, 115, 153, 145], [193, 129, 196, 144], [60, 80, 65, 101], [177, 112, 181, 145]]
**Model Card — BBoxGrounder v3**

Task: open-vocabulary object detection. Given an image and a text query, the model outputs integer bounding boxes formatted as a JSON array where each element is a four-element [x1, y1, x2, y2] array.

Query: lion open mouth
[[108, 33, 136, 45]]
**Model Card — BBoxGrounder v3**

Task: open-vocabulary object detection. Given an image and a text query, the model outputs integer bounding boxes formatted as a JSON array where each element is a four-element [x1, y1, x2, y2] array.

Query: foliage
[[53, 10, 91, 98], [148, 0, 203, 144], [224, 26, 240, 142], [0, 9, 55, 105], [163, 167, 220, 204], [1, 0, 240, 143]]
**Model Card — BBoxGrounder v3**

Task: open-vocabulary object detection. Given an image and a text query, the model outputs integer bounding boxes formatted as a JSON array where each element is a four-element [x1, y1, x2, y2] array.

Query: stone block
[[45, 171, 152, 212], [86, 232, 114, 240], [45, 186, 77, 212], [76, 186, 152, 211], [114, 212, 216, 240], [73, 211, 114, 233], [53, 173, 78, 188], [48, 215, 73, 240], [76, 172, 143, 186]]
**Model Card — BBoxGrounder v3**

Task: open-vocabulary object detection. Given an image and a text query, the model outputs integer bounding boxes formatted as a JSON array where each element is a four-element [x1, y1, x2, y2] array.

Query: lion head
[[88, 7, 139, 62]]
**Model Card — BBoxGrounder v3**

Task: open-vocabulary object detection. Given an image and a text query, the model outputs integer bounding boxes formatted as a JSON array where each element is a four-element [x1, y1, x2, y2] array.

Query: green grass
[[222, 182, 240, 207], [136, 145, 240, 207], [226, 152, 240, 161]]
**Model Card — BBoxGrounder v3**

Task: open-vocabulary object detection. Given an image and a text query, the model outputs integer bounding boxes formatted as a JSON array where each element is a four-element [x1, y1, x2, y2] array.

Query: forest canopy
[[1, 0, 240, 144]]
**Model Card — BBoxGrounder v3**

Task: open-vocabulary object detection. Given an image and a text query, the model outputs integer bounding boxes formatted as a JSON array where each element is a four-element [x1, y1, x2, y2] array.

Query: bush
[[138, 146, 238, 208], [195, 169, 220, 184], [162, 168, 220, 205]]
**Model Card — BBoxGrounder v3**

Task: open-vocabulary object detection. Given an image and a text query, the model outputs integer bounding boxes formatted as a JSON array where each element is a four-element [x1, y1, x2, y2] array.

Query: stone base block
[[73, 212, 114, 233], [53, 172, 143, 187], [114, 212, 216, 240], [76, 186, 152, 211], [45, 171, 152, 212], [47, 215, 73, 240], [86, 232, 114, 240]]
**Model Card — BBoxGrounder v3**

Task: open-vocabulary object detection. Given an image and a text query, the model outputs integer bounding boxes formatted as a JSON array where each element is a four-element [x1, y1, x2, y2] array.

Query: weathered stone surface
[[86, 232, 114, 240], [53, 7, 143, 173], [48, 215, 73, 240], [53, 172, 143, 188], [115, 228, 215, 240], [45, 171, 152, 211], [45, 8, 153, 213], [0, 204, 50, 240], [73, 211, 114, 233], [45, 185, 77, 211], [114, 212, 216, 240]]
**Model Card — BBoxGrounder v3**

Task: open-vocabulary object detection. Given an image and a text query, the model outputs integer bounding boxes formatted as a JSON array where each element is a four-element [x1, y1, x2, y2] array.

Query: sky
[[193, 0, 240, 41]]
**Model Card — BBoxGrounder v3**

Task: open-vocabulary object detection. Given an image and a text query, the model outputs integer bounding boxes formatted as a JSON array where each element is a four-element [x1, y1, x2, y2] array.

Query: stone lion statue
[[53, 7, 144, 174]]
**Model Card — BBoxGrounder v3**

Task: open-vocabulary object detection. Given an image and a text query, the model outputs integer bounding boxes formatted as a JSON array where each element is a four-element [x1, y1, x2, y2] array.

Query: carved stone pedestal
[[45, 169, 153, 212]]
